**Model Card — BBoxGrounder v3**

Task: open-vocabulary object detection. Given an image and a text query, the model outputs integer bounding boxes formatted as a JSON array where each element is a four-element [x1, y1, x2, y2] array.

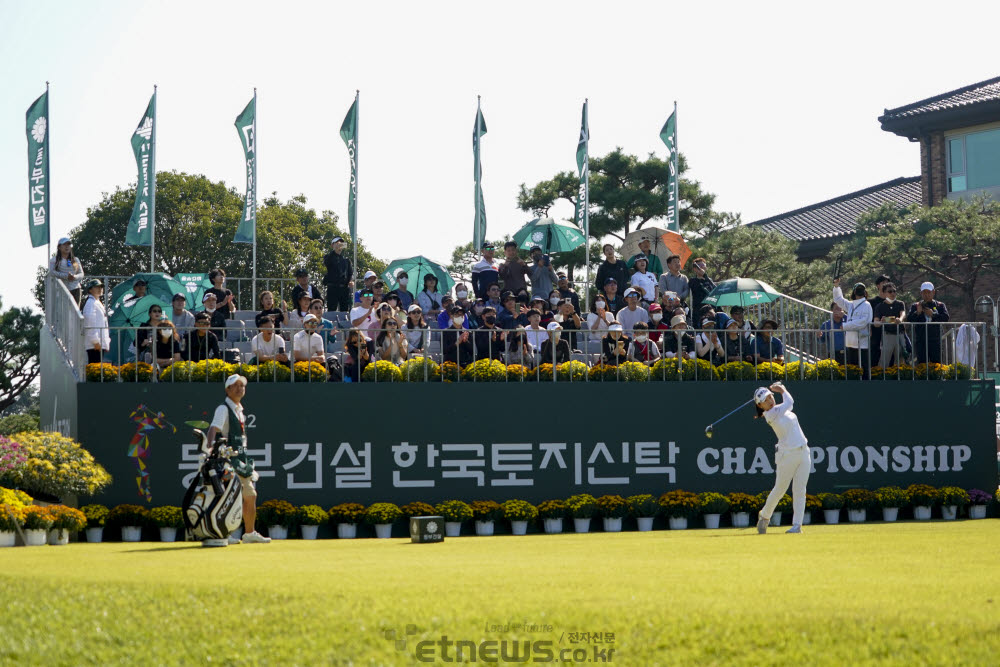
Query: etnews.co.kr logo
[[32, 117, 47, 143]]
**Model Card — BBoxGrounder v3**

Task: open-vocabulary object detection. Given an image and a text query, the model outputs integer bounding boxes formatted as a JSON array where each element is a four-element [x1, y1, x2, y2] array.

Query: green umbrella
[[701, 278, 781, 307], [173, 273, 214, 310], [381, 256, 456, 295], [106, 294, 169, 364], [109, 273, 189, 310], [512, 217, 585, 254]]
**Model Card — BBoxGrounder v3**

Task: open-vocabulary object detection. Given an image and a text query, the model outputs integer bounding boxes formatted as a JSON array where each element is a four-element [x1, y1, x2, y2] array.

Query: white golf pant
[[760, 446, 811, 526]]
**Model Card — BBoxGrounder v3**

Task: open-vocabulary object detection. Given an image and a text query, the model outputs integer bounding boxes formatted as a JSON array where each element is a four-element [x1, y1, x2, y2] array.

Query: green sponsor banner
[[25, 91, 49, 248], [573, 100, 589, 230], [126, 93, 156, 246], [659, 108, 678, 232], [472, 103, 487, 249], [339, 94, 359, 245], [233, 96, 256, 244], [75, 382, 997, 507]]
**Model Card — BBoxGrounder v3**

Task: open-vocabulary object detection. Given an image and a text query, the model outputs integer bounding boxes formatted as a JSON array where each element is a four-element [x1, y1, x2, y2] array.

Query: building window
[[947, 127, 1000, 193]]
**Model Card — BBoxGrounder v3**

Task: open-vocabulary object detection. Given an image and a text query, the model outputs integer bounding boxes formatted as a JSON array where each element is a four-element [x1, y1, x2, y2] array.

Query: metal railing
[[44, 276, 86, 380]]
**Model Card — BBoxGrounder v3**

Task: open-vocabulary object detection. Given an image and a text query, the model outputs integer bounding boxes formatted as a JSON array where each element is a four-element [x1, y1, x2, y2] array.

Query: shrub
[[362, 360, 403, 383], [107, 504, 150, 528], [0, 504, 24, 531], [698, 492, 730, 514], [875, 486, 909, 509], [536, 363, 555, 382], [200, 359, 236, 382], [149, 506, 184, 529], [0, 486, 33, 510], [596, 495, 629, 519], [469, 500, 502, 522], [327, 502, 366, 524], [400, 501, 436, 519], [85, 362, 119, 382], [434, 500, 473, 522], [650, 357, 682, 381], [0, 414, 39, 437], [659, 490, 701, 519], [257, 499, 297, 527], [755, 361, 785, 382], [565, 493, 598, 518], [618, 360, 651, 382], [814, 359, 844, 381], [364, 502, 402, 524], [400, 357, 441, 382], [726, 492, 757, 514], [297, 504, 328, 526], [81, 504, 110, 528], [783, 361, 816, 381], [938, 486, 970, 507], [233, 363, 259, 382], [817, 493, 843, 510], [461, 359, 507, 382], [256, 360, 291, 382], [501, 499, 538, 522], [119, 362, 154, 382], [588, 364, 619, 382], [159, 361, 195, 383], [1, 431, 112, 499], [804, 494, 822, 513], [841, 488, 878, 510], [718, 360, 757, 381], [439, 361, 461, 383], [627, 494, 659, 518], [506, 364, 531, 382], [968, 489, 993, 505], [294, 360, 329, 383], [536, 499, 567, 520], [21, 505, 53, 530], [906, 484, 939, 507], [557, 360, 590, 383]]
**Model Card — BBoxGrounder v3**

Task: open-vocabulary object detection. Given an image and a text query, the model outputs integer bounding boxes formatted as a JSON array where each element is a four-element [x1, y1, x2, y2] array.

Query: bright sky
[[2, 1, 999, 311]]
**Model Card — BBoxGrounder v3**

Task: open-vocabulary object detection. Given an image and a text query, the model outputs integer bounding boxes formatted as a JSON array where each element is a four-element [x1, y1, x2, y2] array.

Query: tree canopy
[[0, 298, 41, 414]]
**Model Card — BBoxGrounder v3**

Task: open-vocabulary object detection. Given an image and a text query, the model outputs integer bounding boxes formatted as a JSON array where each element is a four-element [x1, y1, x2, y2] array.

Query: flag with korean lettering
[[573, 100, 589, 230], [126, 94, 155, 246], [659, 109, 678, 232], [472, 105, 487, 248], [233, 97, 256, 243], [339, 95, 358, 245], [25, 91, 49, 248]]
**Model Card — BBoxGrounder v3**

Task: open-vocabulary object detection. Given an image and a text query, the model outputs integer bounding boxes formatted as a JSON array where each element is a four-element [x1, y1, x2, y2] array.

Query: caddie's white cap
[[754, 387, 772, 404], [225, 374, 247, 389], [363, 270, 377, 280], [920, 281, 934, 292]]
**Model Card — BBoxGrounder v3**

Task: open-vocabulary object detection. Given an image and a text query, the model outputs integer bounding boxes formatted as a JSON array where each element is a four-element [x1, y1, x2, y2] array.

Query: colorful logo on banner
[[128, 404, 176, 502]]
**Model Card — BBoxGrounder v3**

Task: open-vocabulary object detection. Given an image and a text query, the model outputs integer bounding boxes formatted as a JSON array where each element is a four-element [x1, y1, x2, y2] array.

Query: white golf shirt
[[763, 390, 808, 451], [832, 286, 872, 350]]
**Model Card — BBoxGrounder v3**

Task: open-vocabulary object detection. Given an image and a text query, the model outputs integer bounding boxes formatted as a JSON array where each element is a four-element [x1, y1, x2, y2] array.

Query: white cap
[[754, 387, 772, 404], [225, 374, 247, 389], [302, 314, 319, 324], [920, 281, 934, 292], [546, 321, 562, 331], [608, 323, 624, 332], [623, 288, 639, 298], [407, 303, 421, 313], [363, 270, 377, 280]]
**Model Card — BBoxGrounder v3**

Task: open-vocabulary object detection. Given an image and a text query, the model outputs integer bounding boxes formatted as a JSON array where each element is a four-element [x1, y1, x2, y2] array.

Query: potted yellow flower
[[817, 493, 843, 524], [0, 503, 24, 547], [108, 504, 149, 542], [257, 499, 297, 539], [658, 490, 700, 530], [434, 500, 473, 537], [937, 486, 969, 521], [328, 503, 366, 539], [726, 492, 757, 528], [365, 502, 402, 538], [150, 506, 184, 542], [81, 504, 109, 543], [537, 500, 567, 534], [297, 505, 328, 540], [470, 500, 502, 536], [47, 505, 87, 545], [501, 499, 537, 535], [842, 489, 878, 523], [627, 494, 659, 531], [565, 494, 598, 533], [876, 486, 910, 522], [698, 492, 730, 529], [906, 484, 938, 520], [22, 505, 54, 546], [596, 495, 629, 532]]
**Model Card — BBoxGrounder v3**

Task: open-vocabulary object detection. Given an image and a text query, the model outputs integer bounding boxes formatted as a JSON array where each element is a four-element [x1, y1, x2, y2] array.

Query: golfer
[[206, 374, 270, 544], [754, 383, 810, 534]]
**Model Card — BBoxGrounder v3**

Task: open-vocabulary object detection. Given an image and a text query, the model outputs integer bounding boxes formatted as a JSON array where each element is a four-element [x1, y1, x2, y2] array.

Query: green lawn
[[1, 521, 999, 666]]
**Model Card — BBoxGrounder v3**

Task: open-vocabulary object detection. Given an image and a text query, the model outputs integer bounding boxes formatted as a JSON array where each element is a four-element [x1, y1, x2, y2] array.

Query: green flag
[[233, 96, 256, 244], [573, 100, 589, 232], [472, 101, 487, 249], [126, 93, 156, 246], [339, 94, 359, 245], [26, 90, 49, 248], [659, 106, 679, 232]]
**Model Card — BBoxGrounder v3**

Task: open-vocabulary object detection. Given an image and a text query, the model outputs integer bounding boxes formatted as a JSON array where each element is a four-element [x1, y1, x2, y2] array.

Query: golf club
[[704, 398, 756, 438]]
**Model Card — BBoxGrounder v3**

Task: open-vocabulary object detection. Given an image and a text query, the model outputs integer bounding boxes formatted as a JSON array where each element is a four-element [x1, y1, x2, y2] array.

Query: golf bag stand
[[182, 429, 243, 547]]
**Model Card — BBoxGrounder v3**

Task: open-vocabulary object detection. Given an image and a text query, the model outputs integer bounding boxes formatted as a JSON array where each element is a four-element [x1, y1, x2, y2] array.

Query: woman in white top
[[49, 237, 85, 307], [586, 297, 617, 354], [376, 317, 409, 364], [81, 279, 110, 364], [629, 256, 658, 305], [754, 383, 810, 534], [403, 304, 429, 354]]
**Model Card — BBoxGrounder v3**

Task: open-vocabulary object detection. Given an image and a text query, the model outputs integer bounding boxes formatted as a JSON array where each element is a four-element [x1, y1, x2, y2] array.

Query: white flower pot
[[474, 520, 494, 536], [121, 526, 143, 542], [969, 505, 987, 519], [86, 527, 104, 543], [268, 525, 288, 540], [913, 505, 932, 521], [158, 527, 178, 542], [823, 509, 840, 524], [337, 523, 357, 539], [602, 517, 623, 532], [300, 525, 319, 540], [25, 529, 48, 546], [48, 528, 70, 546], [941, 505, 958, 521], [731, 512, 750, 528], [636, 517, 654, 531], [510, 520, 528, 535], [0, 531, 15, 547], [374, 523, 393, 539], [444, 521, 463, 537], [543, 518, 564, 534], [668, 517, 688, 530], [770, 512, 783, 527], [802, 512, 812, 525], [703, 513, 721, 529], [847, 509, 867, 523], [882, 507, 899, 522], [573, 518, 591, 533]]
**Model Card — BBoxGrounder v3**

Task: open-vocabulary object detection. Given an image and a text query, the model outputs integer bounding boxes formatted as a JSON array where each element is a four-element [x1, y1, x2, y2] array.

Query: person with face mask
[[586, 294, 617, 355], [554, 298, 582, 351], [474, 306, 506, 361], [602, 323, 630, 366], [393, 271, 415, 310], [442, 305, 475, 368], [833, 278, 873, 378], [151, 320, 183, 370], [872, 282, 905, 368], [323, 236, 355, 312], [627, 322, 660, 365], [647, 303, 667, 345], [540, 322, 572, 365]]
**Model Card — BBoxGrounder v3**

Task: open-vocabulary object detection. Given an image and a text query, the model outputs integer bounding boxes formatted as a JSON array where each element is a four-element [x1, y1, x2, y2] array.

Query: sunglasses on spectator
[[886, 290, 896, 294]]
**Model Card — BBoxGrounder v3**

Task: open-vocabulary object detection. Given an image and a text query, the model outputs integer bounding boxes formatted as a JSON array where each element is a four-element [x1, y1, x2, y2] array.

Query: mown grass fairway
[[1, 521, 998, 666]]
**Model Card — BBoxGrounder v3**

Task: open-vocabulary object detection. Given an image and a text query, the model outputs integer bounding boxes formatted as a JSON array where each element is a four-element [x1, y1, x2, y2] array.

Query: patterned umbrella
[[109, 273, 188, 310], [512, 218, 585, 254], [381, 256, 456, 295], [701, 278, 781, 307]]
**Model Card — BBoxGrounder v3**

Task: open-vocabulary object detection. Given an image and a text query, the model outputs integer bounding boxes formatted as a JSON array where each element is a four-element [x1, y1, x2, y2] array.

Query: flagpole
[[150, 84, 157, 273], [474, 95, 482, 250], [353, 90, 359, 289], [673, 100, 678, 231], [583, 98, 591, 314], [252, 87, 257, 303], [45, 81, 51, 260]]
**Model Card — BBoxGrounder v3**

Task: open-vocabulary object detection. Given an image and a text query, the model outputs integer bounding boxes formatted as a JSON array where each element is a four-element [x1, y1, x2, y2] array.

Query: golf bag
[[182, 429, 243, 541]]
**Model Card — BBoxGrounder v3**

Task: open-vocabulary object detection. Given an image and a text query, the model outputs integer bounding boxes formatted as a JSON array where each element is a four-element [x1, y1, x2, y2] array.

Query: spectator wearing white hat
[[602, 323, 630, 366], [629, 255, 658, 305], [907, 281, 950, 365], [540, 321, 571, 365], [198, 291, 231, 342], [616, 288, 649, 334], [417, 274, 444, 317], [662, 315, 696, 360], [833, 278, 873, 377], [49, 236, 85, 308], [403, 303, 429, 354], [81, 279, 109, 363], [353, 270, 379, 304], [323, 236, 354, 311], [586, 296, 617, 354], [627, 322, 660, 365], [292, 314, 328, 368]]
